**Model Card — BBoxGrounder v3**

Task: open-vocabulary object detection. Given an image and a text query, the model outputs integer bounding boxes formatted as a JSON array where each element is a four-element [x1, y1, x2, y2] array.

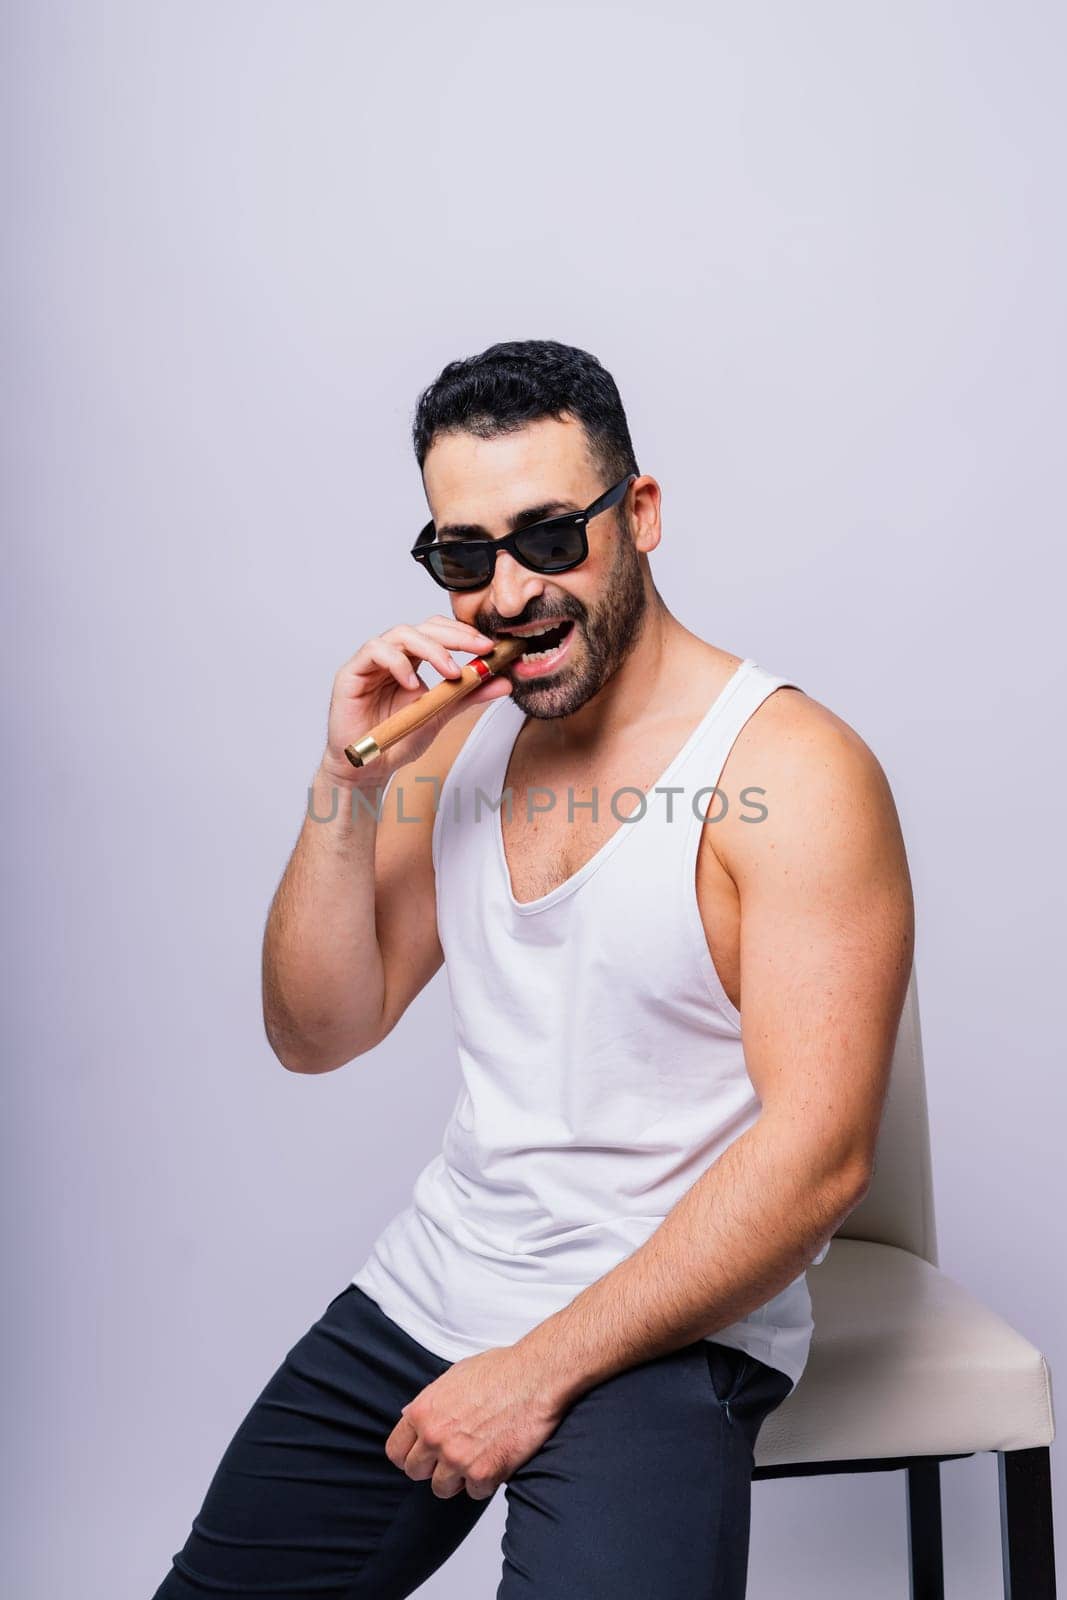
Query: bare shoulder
[[732, 679, 882, 785], [710, 678, 910, 890]]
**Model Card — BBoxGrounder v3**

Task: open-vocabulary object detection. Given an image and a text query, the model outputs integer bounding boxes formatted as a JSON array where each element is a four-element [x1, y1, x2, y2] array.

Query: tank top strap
[[431, 694, 524, 875], [667, 658, 802, 931], [674, 658, 801, 785]]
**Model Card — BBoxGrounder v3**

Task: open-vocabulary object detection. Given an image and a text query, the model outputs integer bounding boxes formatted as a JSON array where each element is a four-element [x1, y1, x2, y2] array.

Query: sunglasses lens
[[514, 517, 586, 570], [427, 545, 493, 591]]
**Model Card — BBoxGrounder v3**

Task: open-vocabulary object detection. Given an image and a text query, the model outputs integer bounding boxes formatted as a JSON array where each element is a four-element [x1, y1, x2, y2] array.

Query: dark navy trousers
[[150, 1282, 793, 1599]]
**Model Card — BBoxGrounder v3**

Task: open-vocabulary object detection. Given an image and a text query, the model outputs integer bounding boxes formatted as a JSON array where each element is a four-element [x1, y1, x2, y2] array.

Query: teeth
[[522, 624, 571, 663], [503, 619, 573, 664]]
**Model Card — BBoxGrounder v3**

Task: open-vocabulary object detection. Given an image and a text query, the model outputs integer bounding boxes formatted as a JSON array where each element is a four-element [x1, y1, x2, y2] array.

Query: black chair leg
[[998, 1446, 1057, 1599], [907, 1457, 945, 1600]]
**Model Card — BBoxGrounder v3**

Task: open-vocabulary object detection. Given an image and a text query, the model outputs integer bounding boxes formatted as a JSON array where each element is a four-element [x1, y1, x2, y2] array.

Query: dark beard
[[508, 534, 649, 721]]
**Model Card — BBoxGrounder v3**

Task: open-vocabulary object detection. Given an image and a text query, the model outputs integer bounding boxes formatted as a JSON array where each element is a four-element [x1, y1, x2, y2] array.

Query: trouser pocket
[[704, 1341, 752, 1418], [704, 1340, 794, 1427]]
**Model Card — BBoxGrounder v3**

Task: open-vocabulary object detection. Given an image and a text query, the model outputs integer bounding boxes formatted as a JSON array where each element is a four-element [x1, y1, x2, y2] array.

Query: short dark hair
[[411, 340, 640, 507]]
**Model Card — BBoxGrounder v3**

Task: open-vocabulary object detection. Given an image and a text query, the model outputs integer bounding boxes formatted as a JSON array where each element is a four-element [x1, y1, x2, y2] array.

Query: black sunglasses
[[411, 474, 637, 593]]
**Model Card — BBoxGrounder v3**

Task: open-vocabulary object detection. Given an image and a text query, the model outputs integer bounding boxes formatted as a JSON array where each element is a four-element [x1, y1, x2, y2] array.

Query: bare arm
[[260, 756, 426, 1073], [261, 617, 512, 1073]]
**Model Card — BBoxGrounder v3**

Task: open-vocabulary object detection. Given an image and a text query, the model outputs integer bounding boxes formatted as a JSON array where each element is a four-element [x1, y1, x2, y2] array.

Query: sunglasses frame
[[410, 473, 637, 592]]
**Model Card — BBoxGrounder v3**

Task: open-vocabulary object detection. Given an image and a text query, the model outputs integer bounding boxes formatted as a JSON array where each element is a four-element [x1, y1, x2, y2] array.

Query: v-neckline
[[494, 658, 756, 915]]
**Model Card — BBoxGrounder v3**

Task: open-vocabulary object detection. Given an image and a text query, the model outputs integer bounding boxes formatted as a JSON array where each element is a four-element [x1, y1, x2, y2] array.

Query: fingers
[[459, 1473, 498, 1501], [351, 637, 430, 690], [379, 624, 466, 682], [384, 1414, 419, 1470], [342, 618, 495, 689], [389, 1397, 502, 1502], [430, 1466, 467, 1499]]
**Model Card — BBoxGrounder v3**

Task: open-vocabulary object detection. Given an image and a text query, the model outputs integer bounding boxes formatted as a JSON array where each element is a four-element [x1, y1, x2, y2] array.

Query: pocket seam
[[731, 1355, 753, 1398], [704, 1341, 750, 1410]]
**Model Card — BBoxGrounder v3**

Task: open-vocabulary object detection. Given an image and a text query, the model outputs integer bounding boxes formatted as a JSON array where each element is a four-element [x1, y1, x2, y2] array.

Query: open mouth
[[509, 619, 575, 659], [504, 618, 578, 679]]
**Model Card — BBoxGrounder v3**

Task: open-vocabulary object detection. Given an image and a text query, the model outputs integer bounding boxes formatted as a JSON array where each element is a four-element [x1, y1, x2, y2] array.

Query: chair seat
[[756, 1239, 1056, 1468]]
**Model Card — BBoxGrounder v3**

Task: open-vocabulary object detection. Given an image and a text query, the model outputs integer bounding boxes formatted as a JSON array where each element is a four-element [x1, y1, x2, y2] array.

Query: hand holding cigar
[[314, 619, 521, 790], [344, 636, 523, 769]]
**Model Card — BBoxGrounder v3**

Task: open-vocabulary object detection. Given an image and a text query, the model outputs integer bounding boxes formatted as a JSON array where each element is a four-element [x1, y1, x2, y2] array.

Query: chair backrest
[[833, 962, 939, 1266]]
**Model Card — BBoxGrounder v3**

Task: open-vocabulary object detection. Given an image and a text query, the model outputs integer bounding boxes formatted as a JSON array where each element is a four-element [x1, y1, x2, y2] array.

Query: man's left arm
[[516, 697, 916, 1404]]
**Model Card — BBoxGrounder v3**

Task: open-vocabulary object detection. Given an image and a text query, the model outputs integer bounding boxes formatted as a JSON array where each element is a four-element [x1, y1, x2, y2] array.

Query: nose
[[486, 546, 547, 623]]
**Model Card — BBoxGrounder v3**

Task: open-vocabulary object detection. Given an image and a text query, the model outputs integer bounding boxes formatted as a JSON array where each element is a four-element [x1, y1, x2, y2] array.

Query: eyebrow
[[434, 499, 580, 541]]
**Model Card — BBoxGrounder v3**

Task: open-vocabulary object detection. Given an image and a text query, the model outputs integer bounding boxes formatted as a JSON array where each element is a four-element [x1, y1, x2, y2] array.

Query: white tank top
[[351, 656, 829, 1390]]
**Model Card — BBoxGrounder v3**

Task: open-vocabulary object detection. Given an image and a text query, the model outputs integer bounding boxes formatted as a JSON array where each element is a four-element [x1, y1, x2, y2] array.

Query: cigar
[[344, 636, 525, 769]]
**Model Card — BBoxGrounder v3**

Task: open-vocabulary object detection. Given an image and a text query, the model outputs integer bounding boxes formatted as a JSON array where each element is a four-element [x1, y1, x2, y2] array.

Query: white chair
[[754, 964, 1057, 1598]]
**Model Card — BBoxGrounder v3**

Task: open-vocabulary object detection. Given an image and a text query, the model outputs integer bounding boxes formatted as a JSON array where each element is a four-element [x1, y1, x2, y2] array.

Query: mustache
[[479, 604, 585, 632]]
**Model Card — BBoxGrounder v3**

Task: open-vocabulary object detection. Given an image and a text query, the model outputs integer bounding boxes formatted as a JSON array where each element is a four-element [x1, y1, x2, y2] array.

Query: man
[[152, 340, 914, 1598]]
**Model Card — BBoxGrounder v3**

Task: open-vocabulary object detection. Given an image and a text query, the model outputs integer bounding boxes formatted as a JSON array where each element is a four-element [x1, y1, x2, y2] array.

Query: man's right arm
[[260, 614, 512, 1073], [261, 699, 490, 1074]]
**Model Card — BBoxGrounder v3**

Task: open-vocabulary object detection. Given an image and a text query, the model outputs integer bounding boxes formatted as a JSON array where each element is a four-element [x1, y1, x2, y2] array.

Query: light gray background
[[5, 2, 1064, 1595]]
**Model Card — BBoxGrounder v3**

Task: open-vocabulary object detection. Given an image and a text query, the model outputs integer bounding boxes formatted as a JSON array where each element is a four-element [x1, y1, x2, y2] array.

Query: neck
[[536, 597, 701, 757]]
